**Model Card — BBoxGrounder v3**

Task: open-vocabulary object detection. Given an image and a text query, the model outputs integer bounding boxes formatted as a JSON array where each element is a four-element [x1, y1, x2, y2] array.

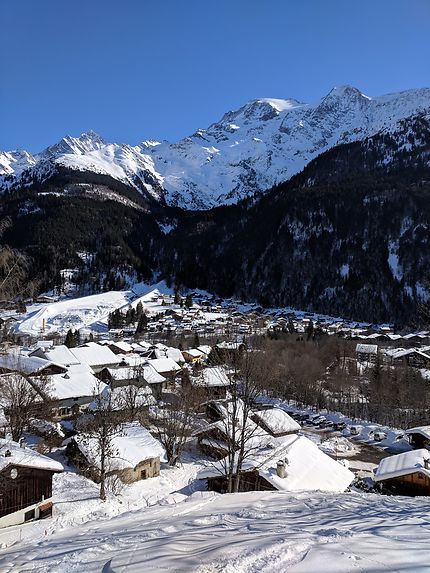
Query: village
[[0, 285, 430, 542]]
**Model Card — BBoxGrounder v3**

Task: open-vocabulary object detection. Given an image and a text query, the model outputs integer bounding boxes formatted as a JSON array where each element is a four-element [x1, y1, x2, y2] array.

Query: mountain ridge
[[1, 85, 430, 209]]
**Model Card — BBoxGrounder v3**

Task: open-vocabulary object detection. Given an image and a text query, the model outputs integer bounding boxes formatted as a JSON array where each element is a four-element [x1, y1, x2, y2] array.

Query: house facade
[[0, 441, 63, 528]]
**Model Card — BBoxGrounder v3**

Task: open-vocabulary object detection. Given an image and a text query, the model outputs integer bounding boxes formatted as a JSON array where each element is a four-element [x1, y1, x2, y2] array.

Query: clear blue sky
[[1, 0, 429, 152]]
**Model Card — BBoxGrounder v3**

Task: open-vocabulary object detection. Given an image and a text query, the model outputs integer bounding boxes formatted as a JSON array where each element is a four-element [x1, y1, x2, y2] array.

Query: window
[[24, 509, 35, 522], [140, 470, 147, 480]]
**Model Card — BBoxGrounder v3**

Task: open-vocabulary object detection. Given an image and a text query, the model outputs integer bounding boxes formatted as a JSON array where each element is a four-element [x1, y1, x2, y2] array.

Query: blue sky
[[1, 0, 429, 152]]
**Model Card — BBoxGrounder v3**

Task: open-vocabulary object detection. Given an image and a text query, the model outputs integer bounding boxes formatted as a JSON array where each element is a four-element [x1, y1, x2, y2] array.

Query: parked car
[[350, 425, 363, 436], [322, 420, 334, 429], [313, 416, 326, 426], [333, 422, 347, 431], [373, 431, 387, 442]]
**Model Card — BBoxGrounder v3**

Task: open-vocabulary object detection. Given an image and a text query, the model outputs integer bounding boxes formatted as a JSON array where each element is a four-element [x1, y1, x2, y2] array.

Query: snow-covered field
[[2, 489, 430, 572], [13, 282, 173, 336]]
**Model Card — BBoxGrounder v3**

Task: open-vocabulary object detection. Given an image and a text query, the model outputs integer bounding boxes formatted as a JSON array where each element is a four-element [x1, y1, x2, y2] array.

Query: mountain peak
[[38, 130, 107, 160], [323, 85, 371, 101]]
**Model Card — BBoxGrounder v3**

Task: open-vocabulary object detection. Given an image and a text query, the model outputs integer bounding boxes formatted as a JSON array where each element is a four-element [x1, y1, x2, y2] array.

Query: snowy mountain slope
[[150, 85, 430, 208], [1, 85, 430, 208], [0, 131, 166, 202], [1, 490, 429, 572], [0, 149, 37, 176]]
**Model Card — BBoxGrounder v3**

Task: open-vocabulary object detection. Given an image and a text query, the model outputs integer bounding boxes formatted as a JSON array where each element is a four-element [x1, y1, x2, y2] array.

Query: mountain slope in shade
[[1, 86, 430, 209]]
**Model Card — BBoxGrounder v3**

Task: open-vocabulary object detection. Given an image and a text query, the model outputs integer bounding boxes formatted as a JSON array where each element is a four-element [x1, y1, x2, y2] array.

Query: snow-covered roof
[[74, 422, 166, 471], [374, 449, 430, 482], [147, 357, 181, 374], [47, 365, 107, 400], [142, 364, 166, 385], [34, 340, 54, 350], [0, 352, 66, 375], [106, 363, 165, 385], [197, 345, 212, 356], [194, 367, 230, 388], [197, 435, 354, 493], [36, 345, 81, 366], [386, 345, 430, 360], [216, 341, 243, 350], [355, 344, 378, 354], [106, 367, 141, 381], [70, 342, 120, 368], [109, 341, 134, 353], [0, 439, 63, 473], [116, 353, 147, 367], [108, 385, 156, 409], [405, 426, 430, 440], [166, 347, 184, 363], [184, 349, 204, 358], [253, 409, 300, 435]]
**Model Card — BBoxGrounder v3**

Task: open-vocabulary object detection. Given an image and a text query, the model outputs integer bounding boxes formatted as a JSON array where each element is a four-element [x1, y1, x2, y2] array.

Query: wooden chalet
[[374, 449, 430, 495], [405, 426, 430, 449], [0, 440, 63, 528]]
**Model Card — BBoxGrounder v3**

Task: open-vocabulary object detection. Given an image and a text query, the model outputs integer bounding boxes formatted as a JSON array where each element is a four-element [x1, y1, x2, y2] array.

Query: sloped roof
[[74, 422, 166, 470], [110, 341, 134, 353], [405, 426, 430, 440], [0, 352, 66, 375], [197, 435, 354, 493], [253, 408, 300, 435], [197, 345, 212, 356], [166, 347, 184, 363], [0, 439, 63, 473], [374, 449, 430, 482], [184, 349, 204, 358], [47, 365, 106, 400], [70, 342, 120, 367], [201, 367, 230, 387], [147, 357, 181, 374], [108, 385, 156, 409], [35, 345, 81, 366], [355, 344, 378, 354]]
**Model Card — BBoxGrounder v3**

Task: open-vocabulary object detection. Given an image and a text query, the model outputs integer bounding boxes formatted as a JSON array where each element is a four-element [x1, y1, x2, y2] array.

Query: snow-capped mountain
[[0, 149, 37, 177], [1, 85, 430, 209], [0, 132, 165, 202]]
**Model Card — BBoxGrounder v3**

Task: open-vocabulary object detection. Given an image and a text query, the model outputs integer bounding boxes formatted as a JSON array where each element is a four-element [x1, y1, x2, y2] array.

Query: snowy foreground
[[1, 490, 430, 572]]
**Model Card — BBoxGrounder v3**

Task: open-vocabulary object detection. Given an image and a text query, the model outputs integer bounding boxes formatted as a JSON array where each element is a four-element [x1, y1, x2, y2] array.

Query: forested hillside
[[1, 114, 429, 324]]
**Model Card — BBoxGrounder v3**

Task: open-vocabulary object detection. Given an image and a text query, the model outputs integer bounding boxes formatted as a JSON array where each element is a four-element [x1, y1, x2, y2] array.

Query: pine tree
[[65, 329, 76, 348], [136, 313, 148, 334], [193, 331, 200, 348], [135, 301, 143, 321]]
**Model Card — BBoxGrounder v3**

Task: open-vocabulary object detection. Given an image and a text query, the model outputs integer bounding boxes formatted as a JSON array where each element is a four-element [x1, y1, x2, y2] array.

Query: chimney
[[424, 458, 430, 470], [19, 437, 26, 448], [276, 460, 286, 479]]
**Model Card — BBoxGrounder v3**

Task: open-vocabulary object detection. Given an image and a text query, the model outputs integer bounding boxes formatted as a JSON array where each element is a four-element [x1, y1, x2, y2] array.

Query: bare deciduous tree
[[77, 383, 123, 501], [152, 384, 203, 466], [0, 372, 52, 441]]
